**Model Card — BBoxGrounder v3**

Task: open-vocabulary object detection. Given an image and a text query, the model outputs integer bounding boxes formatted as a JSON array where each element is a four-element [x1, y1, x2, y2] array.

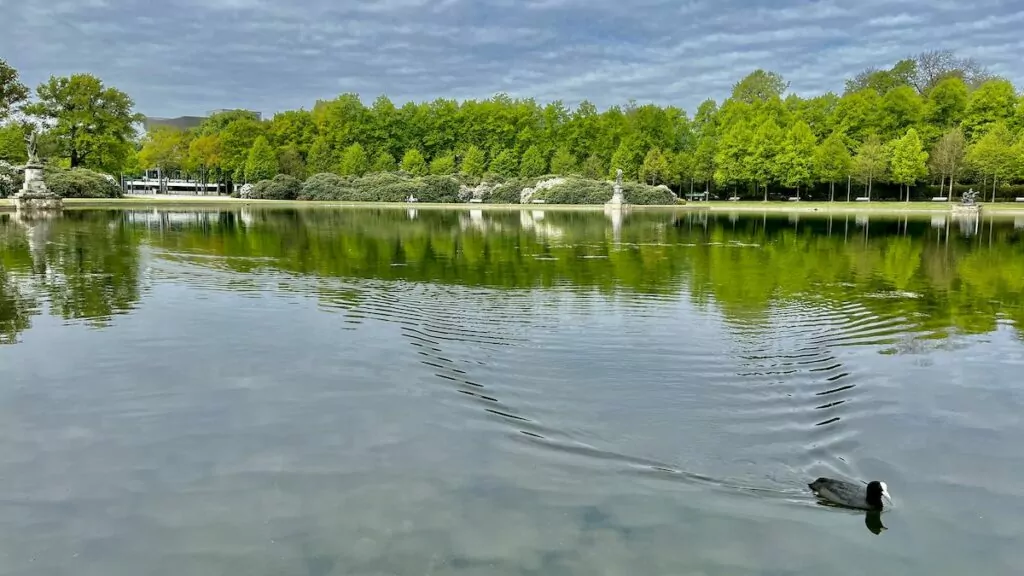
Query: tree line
[[2, 50, 1024, 200]]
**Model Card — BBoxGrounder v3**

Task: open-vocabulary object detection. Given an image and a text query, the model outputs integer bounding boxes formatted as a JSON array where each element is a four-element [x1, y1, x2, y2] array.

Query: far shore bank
[[4, 196, 1024, 216]]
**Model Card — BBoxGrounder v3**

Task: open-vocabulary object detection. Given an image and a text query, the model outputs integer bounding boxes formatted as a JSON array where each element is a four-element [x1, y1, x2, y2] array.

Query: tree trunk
[[763, 183, 767, 202], [992, 173, 997, 203], [847, 175, 851, 202]]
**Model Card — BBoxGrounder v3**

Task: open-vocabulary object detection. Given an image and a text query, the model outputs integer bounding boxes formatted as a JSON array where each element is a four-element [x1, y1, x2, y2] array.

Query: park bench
[[787, 197, 800, 202], [854, 197, 870, 202], [469, 198, 483, 203], [728, 196, 740, 201], [1015, 197, 1024, 203], [931, 196, 948, 201], [531, 199, 546, 204]]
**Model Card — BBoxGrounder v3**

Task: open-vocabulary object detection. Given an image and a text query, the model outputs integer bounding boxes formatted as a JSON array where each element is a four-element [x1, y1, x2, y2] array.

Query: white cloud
[[0, 0, 1021, 118]]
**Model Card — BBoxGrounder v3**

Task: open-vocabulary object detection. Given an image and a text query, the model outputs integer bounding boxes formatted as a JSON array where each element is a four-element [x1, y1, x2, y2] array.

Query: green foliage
[[519, 145, 547, 177], [925, 77, 968, 130], [295, 171, 459, 202], [852, 136, 889, 196], [609, 138, 643, 181], [814, 132, 852, 184], [0, 160, 22, 197], [251, 174, 302, 200], [640, 148, 670, 185], [221, 117, 265, 180], [460, 145, 486, 177], [0, 59, 30, 119], [138, 126, 191, 173], [276, 145, 306, 180], [0, 123, 28, 163], [429, 150, 457, 175], [731, 70, 788, 103], [23, 73, 141, 171], [966, 123, 1016, 190], [371, 151, 397, 173], [962, 79, 1018, 139], [524, 177, 676, 205], [581, 154, 605, 179], [43, 167, 122, 198], [890, 128, 929, 194], [244, 136, 278, 183], [306, 136, 335, 175], [489, 148, 518, 177], [778, 121, 816, 191], [930, 127, 967, 185], [401, 148, 428, 176], [549, 146, 577, 175], [338, 143, 370, 176]]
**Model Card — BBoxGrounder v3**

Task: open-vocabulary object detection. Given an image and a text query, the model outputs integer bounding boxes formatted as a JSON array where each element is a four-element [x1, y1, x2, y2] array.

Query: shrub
[[299, 172, 352, 200], [418, 175, 460, 203], [622, 182, 678, 205], [252, 174, 301, 200], [0, 160, 22, 198], [44, 168, 122, 198]]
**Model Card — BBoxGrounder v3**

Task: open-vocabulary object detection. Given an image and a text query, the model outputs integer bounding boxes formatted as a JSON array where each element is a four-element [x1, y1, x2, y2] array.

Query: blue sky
[[2, 0, 1022, 118]]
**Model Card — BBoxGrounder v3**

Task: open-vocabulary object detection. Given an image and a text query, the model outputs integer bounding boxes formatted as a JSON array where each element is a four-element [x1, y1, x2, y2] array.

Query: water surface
[[2, 207, 1023, 575]]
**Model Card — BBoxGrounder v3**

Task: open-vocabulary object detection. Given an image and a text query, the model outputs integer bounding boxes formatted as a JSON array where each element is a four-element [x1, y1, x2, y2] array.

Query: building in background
[[141, 109, 261, 133]]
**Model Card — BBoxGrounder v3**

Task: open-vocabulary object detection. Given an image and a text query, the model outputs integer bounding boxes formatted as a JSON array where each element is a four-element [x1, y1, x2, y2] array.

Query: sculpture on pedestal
[[14, 128, 64, 215]]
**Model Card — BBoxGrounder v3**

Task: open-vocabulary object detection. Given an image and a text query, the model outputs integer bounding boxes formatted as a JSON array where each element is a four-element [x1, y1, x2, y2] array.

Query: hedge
[[252, 174, 301, 200]]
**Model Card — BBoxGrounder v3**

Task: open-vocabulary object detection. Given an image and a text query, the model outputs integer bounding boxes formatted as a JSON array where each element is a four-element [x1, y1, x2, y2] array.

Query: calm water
[[2, 207, 1023, 575]]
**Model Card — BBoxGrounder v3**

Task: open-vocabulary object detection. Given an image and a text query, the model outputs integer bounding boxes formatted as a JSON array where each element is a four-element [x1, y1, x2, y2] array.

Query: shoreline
[[4, 196, 1024, 216]]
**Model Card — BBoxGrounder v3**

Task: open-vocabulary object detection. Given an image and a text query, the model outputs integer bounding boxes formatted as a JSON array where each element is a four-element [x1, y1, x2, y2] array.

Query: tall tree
[[306, 136, 335, 174], [852, 136, 888, 199], [519, 145, 547, 177], [750, 118, 784, 201], [731, 70, 788, 104], [639, 148, 670, 185], [778, 121, 817, 197], [371, 150, 397, 173], [460, 145, 486, 177], [489, 148, 518, 178], [219, 117, 264, 181], [814, 132, 852, 201], [889, 128, 929, 201], [609, 137, 643, 181], [338, 143, 369, 176], [0, 123, 28, 163], [276, 145, 306, 180], [244, 136, 278, 182], [966, 122, 1016, 201], [138, 126, 192, 175], [962, 79, 1018, 140], [0, 58, 29, 119], [911, 49, 991, 93], [930, 127, 967, 199], [24, 73, 141, 171], [429, 150, 457, 175], [187, 134, 223, 178], [401, 148, 428, 175], [549, 145, 577, 175]]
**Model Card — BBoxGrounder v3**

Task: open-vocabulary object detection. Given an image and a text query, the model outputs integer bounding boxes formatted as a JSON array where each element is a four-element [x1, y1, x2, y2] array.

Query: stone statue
[[615, 168, 623, 187], [25, 130, 40, 165], [962, 188, 979, 206]]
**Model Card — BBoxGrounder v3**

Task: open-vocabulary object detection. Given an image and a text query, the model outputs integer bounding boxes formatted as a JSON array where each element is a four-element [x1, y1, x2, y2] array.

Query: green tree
[[219, 117, 265, 181], [879, 86, 924, 140], [925, 77, 968, 130], [401, 148, 428, 175], [814, 132, 852, 201], [460, 145, 486, 177], [429, 150, 457, 175], [244, 136, 278, 182], [276, 145, 306, 180], [549, 145, 577, 175], [371, 150, 397, 173], [962, 79, 1018, 140], [581, 153, 605, 180], [0, 123, 28, 163], [966, 122, 1016, 201], [852, 136, 888, 199], [23, 73, 141, 171], [778, 121, 817, 197], [750, 118, 784, 201], [639, 148, 670, 185], [138, 126, 192, 175], [338, 143, 369, 176], [187, 134, 223, 177], [609, 138, 643, 181], [306, 136, 335, 174], [519, 145, 547, 177], [889, 128, 929, 201], [488, 148, 518, 177], [0, 58, 30, 119], [731, 70, 788, 103], [930, 127, 967, 199]]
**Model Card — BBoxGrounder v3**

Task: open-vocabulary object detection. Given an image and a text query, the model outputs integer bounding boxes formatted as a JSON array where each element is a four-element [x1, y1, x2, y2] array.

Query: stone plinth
[[604, 184, 630, 211], [14, 162, 63, 215]]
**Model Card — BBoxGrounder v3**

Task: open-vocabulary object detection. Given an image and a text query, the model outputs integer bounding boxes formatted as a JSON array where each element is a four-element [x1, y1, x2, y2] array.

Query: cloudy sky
[[3, 0, 1022, 119]]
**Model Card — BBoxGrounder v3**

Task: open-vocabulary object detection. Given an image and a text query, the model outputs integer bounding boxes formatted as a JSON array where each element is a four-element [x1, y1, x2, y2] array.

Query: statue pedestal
[[951, 204, 980, 215], [14, 162, 63, 216], [604, 184, 630, 211]]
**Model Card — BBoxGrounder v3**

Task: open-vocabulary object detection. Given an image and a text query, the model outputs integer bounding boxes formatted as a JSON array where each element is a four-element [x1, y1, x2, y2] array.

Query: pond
[[1, 207, 1023, 575]]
